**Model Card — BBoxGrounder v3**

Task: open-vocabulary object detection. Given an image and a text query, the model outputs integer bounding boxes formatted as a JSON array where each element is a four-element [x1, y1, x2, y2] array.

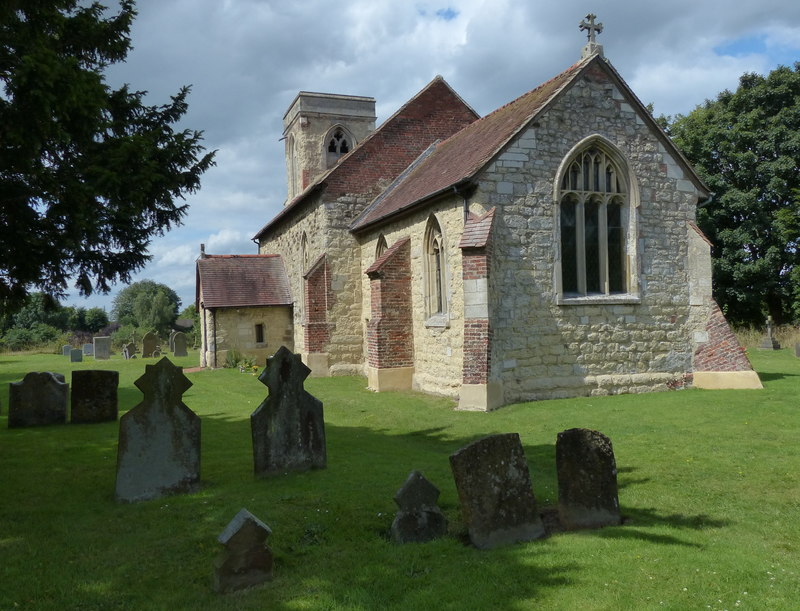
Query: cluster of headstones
[[6, 370, 119, 427], [61, 336, 112, 362], [121, 330, 188, 360]]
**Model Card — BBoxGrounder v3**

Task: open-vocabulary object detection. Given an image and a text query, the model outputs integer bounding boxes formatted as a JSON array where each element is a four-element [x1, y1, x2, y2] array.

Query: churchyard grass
[[1, 350, 798, 609]]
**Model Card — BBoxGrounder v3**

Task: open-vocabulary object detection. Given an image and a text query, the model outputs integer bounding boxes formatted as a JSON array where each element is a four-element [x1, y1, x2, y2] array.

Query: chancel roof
[[196, 255, 292, 308]]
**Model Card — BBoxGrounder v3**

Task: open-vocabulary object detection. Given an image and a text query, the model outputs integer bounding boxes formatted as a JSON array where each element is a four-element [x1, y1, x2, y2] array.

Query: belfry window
[[325, 127, 352, 167], [558, 145, 629, 297]]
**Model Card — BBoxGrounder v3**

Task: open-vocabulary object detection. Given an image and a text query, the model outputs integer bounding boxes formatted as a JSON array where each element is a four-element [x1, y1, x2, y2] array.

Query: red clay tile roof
[[253, 75, 479, 241], [458, 208, 496, 249], [196, 255, 292, 308], [349, 58, 589, 232]]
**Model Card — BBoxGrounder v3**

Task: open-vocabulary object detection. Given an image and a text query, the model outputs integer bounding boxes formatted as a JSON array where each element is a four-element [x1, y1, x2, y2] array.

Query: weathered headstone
[[251, 346, 326, 476], [390, 470, 448, 544], [449, 433, 545, 549], [62, 345, 72, 356], [556, 428, 622, 530], [115, 357, 200, 502], [173, 331, 188, 357], [8, 372, 68, 428], [71, 370, 119, 424], [213, 508, 273, 593], [169, 330, 178, 352], [141, 331, 158, 358], [83, 343, 94, 356], [759, 316, 781, 350], [93, 336, 111, 360], [123, 342, 137, 359], [795, 343, 800, 358], [70, 348, 83, 363]]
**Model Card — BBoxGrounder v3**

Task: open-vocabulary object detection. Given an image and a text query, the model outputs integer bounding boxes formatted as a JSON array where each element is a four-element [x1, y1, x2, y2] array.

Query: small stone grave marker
[[169, 330, 178, 352], [115, 357, 200, 502], [9, 372, 68, 428], [70, 348, 83, 363], [173, 331, 188, 357], [556, 428, 622, 530], [251, 346, 326, 476], [795, 343, 800, 358], [122, 342, 137, 359], [71, 370, 119, 424], [141, 331, 158, 358], [93, 336, 111, 360], [449, 433, 545, 549], [759, 316, 781, 350], [62, 345, 72, 356], [83, 343, 94, 356], [391, 470, 447, 544], [213, 508, 273, 593]]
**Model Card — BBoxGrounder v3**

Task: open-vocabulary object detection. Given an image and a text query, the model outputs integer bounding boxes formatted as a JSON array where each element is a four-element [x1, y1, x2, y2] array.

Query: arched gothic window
[[558, 143, 630, 297], [375, 234, 387, 260], [325, 126, 353, 168], [301, 231, 309, 273], [424, 216, 447, 318], [286, 135, 297, 199]]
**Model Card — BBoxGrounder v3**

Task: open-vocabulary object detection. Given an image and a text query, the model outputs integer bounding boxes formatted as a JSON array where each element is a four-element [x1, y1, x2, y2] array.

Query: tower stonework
[[283, 92, 376, 202]]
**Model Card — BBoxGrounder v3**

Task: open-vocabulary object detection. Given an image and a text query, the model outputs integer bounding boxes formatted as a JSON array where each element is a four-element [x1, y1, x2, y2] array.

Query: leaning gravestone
[[213, 508, 273, 593], [449, 433, 545, 549], [71, 370, 119, 424], [251, 346, 326, 476], [141, 331, 158, 358], [391, 470, 448, 544], [8, 372, 68, 428], [115, 357, 200, 502], [93, 336, 111, 360], [62, 345, 72, 356], [556, 428, 622, 530], [70, 348, 83, 363], [172, 332, 188, 357], [83, 343, 94, 356]]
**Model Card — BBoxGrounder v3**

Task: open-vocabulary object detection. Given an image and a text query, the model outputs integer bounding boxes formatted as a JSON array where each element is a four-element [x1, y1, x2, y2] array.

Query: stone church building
[[197, 27, 760, 409]]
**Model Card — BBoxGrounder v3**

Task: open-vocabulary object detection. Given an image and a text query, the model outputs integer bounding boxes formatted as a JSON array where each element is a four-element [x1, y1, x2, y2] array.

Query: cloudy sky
[[72, 0, 800, 314]]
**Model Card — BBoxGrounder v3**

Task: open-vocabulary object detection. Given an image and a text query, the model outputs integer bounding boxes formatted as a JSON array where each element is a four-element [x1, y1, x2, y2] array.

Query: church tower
[[282, 91, 376, 203]]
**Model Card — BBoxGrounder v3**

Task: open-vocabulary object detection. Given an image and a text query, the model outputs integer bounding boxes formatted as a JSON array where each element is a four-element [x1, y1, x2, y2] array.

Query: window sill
[[557, 294, 640, 306], [424, 313, 450, 329]]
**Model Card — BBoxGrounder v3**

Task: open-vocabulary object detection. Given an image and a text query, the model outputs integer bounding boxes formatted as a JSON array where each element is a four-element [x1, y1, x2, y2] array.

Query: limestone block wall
[[359, 199, 467, 398], [475, 68, 707, 402], [201, 306, 293, 368]]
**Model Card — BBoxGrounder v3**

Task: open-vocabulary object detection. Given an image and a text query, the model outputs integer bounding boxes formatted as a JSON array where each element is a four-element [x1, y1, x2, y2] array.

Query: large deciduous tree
[[111, 279, 180, 335], [670, 63, 800, 325], [0, 1, 215, 312]]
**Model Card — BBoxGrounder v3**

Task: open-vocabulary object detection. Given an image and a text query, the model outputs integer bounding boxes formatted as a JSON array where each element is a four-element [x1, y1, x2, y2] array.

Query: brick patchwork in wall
[[366, 238, 413, 369], [304, 253, 334, 353], [694, 300, 754, 372]]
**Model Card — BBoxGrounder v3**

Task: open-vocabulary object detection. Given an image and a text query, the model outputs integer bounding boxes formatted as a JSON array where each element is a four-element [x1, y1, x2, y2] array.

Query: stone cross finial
[[580, 14, 603, 43]]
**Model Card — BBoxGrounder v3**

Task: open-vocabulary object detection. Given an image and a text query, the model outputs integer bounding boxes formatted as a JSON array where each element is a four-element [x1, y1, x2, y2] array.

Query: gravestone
[[390, 470, 448, 544], [115, 357, 200, 502], [449, 433, 545, 549], [123, 342, 137, 359], [62, 345, 72, 356], [71, 370, 119, 424], [759, 316, 781, 350], [556, 428, 622, 530], [173, 332, 188, 357], [83, 343, 94, 356], [8, 372, 68, 428], [213, 508, 273, 593], [70, 348, 83, 363], [169, 330, 178, 352], [795, 343, 800, 358], [251, 346, 326, 476], [93, 336, 111, 360], [141, 331, 158, 358]]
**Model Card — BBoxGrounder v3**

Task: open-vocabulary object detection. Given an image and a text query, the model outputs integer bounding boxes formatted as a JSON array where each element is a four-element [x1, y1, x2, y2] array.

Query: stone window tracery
[[375, 234, 387, 260], [424, 216, 448, 321], [557, 142, 633, 299], [324, 126, 354, 168]]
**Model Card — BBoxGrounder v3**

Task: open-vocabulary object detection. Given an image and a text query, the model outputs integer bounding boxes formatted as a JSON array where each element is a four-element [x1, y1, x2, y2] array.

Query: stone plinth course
[[391, 470, 447, 544], [556, 428, 622, 530], [251, 346, 326, 476], [71, 370, 119, 424], [93, 336, 111, 360], [9, 372, 68, 428], [449, 433, 545, 549], [213, 508, 273, 594], [172, 331, 188, 357], [115, 357, 200, 503]]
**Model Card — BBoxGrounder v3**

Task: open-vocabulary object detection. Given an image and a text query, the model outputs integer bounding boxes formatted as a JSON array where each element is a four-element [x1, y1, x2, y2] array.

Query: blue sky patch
[[435, 7, 458, 21], [714, 35, 768, 57]]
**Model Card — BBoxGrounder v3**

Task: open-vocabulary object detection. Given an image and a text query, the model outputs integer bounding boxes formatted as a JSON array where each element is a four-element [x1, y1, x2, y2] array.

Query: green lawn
[[1, 350, 798, 610]]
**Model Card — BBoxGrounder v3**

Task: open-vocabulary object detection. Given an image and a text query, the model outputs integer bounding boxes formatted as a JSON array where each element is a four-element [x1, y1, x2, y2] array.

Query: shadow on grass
[[755, 371, 800, 382]]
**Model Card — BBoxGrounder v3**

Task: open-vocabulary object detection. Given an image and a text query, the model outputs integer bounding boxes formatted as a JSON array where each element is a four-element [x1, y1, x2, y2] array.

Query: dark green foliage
[[111, 279, 180, 335], [0, 1, 215, 314], [670, 63, 800, 324]]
